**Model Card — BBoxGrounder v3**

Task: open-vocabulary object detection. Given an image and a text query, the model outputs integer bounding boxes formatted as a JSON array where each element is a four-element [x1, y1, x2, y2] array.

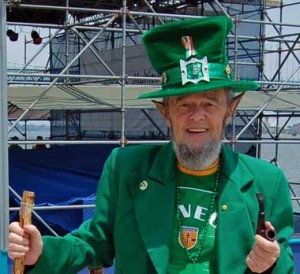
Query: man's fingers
[[9, 222, 25, 236], [7, 239, 30, 260], [246, 253, 264, 273], [246, 253, 271, 273], [7, 243, 29, 259], [24, 225, 41, 237], [246, 234, 280, 273], [8, 233, 30, 248], [8, 223, 43, 265], [23, 225, 42, 244], [8, 242, 29, 252], [8, 223, 35, 260], [252, 242, 278, 264], [8, 251, 25, 260], [255, 235, 280, 254]]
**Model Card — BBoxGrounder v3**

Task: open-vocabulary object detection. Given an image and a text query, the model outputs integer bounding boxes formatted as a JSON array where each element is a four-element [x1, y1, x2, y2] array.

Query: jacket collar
[[219, 144, 254, 191], [147, 141, 177, 185], [146, 142, 255, 190]]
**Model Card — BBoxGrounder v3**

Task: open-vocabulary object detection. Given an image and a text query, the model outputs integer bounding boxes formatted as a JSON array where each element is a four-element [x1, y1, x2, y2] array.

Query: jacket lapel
[[129, 143, 176, 274], [217, 145, 256, 273]]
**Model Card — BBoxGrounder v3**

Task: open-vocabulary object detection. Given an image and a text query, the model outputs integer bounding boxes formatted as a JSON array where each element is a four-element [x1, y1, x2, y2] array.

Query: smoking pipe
[[256, 192, 277, 242]]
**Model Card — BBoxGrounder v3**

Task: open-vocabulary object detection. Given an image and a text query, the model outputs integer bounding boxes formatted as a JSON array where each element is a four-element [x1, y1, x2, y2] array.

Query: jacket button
[[140, 180, 148, 191], [221, 204, 228, 211]]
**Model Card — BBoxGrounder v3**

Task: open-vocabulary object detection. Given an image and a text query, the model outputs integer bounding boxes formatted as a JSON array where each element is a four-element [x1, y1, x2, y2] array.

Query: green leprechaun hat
[[138, 16, 259, 99]]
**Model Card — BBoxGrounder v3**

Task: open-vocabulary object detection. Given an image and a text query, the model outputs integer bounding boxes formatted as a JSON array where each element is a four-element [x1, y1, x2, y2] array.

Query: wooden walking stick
[[13, 191, 35, 274]]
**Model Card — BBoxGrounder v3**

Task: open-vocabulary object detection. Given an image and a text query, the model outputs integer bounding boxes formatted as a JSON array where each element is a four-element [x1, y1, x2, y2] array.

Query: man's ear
[[225, 92, 245, 125], [229, 92, 244, 114], [152, 100, 166, 118], [152, 100, 170, 126]]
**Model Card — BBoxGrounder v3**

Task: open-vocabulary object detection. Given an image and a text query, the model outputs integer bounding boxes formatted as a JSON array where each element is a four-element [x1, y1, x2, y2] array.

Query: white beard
[[173, 140, 221, 170]]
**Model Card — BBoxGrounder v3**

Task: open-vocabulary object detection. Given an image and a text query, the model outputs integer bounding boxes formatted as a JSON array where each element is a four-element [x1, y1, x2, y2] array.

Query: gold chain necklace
[[176, 159, 220, 264]]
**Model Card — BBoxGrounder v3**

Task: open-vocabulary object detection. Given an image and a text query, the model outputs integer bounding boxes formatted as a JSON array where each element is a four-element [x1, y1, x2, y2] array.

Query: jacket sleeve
[[268, 169, 295, 274], [27, 149, 119, 274]]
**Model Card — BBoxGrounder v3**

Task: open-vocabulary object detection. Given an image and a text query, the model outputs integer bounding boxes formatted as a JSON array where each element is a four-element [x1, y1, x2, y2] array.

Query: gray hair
[[162, 88, 235, 106], [226, 89, 235, 103]]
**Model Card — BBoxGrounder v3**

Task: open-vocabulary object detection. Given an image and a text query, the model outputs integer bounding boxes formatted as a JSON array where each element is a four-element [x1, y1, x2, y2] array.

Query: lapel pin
[[221, 204, 228, 211], [139, 180, 148, 191]]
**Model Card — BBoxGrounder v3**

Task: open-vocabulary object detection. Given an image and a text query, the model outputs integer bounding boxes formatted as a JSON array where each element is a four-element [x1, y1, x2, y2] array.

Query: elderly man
[[8, 16, 294, 273]]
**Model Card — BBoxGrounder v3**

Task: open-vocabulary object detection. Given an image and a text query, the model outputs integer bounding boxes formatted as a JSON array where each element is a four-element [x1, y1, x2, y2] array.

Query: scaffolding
[[1, 0, 300, 272]]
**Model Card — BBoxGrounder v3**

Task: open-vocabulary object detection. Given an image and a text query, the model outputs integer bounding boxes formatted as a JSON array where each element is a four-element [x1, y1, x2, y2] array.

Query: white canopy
[[7, 85, 300, 112]]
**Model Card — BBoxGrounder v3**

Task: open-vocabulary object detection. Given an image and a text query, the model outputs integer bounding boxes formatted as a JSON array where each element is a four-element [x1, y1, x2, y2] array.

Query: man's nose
[[188, 106, 206, 121]]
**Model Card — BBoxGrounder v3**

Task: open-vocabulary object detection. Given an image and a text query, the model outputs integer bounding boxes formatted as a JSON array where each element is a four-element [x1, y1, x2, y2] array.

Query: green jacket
[[29, 143, 295, 274]]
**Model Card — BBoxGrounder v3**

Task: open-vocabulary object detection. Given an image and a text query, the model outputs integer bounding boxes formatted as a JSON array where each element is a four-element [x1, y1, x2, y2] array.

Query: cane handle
[[13, 191, 35, 274]]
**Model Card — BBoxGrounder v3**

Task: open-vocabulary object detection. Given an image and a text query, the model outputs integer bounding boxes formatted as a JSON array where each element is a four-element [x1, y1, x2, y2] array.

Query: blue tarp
[[290, 238, 300, 274], [0, 249, 8, 274], [9, 144, 117, 235]]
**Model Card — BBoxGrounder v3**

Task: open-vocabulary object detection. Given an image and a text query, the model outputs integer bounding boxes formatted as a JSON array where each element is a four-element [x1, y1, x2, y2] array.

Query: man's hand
[[8, 222, 43, 265], [246, 222, 280, 273]]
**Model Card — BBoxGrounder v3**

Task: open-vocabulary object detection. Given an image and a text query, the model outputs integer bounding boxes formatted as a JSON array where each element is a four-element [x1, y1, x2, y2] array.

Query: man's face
[[163, 89, 233, 150]]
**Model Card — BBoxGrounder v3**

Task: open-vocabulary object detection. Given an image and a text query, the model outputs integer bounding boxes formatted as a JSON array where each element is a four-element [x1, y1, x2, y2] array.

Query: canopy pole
[[0, 0, 10, 273]]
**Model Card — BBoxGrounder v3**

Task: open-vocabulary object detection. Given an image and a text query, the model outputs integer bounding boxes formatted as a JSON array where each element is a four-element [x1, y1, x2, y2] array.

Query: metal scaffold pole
[[120, 0, 127, 147], [0, 0, 10, 273]]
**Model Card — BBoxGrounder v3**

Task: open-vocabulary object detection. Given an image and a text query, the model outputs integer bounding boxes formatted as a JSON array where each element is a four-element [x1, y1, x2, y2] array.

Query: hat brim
[[138, 79, 259, 99]]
